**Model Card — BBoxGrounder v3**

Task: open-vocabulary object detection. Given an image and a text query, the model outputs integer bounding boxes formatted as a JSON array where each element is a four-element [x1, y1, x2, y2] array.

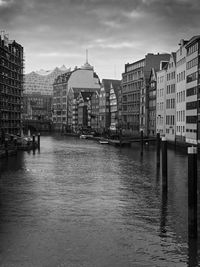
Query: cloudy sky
[[0, 0, 199, 79]]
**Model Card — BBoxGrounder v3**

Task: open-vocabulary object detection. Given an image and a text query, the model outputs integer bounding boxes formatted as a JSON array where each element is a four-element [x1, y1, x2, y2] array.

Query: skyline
[[0, 0, 200, 79]]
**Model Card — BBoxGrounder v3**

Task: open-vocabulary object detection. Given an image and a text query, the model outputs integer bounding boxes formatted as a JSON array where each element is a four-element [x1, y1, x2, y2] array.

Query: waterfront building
[[53, 60, 100, 131], [165, 53, 176, 142], [147, 68, 157, 137], [109, 81, 121, 133], [90, 90, 100, 132], [99, 79, 121, 134], [122, 53, 170, 136], [156, 63, 168, 136], [185, 36, 200, 145], [175, 39, 188, 144], [0, 31, 24, 136]]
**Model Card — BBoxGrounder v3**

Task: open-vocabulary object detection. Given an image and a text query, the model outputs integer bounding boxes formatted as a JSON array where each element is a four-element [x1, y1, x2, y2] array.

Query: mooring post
[[37, 133, 40, 149], [140, 130, 143, 156], [161, 137, 168, 191], [5, 138, 8, 157], [32, 134, 35, 149], [188, 146, 197, 239], [156, 132, 160, 167]]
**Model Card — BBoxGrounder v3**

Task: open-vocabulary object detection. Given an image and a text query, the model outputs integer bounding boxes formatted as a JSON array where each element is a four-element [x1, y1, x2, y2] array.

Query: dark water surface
[[0, 135, 199, 267]]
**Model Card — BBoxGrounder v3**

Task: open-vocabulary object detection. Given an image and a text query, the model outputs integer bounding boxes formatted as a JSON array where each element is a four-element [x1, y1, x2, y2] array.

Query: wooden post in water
[[156, 132, 160, 167], [140, 130, 143, 156], [188, 146, 197, 239], [37, 133, 40, 149], [161, 137, 168, 191], [32, 135, 35, 149], [5, 138, 8, 157]]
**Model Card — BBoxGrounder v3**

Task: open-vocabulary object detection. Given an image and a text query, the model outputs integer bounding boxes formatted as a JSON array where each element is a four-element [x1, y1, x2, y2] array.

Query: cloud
[[1, 0, 200, 79]]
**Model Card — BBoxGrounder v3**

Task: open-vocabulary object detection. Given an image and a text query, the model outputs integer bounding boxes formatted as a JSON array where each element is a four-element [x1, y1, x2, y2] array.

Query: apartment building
[[176, 39, 188, 144], [156, 64, 167, 136], [122, 53, 170, 136], [0, 31, 24, 136], [185, 36, 200, 145], [165, 53, 176, 142], [147, 68, 157, 137]]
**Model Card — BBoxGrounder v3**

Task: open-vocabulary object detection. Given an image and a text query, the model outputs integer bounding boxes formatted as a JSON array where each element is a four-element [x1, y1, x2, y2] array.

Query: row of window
[[167, 71, 175, 81], [186, 57, 198, 70], [186, 101, 197, 110], [166, 98, 175, 109], [167, 84, 175, 94], [157, 88, 164, 98], [166, 115, 175, 125], [187, 43, 198, 56], [176, 126, 185, 133], [186, 71, 198, 83], [186, 86, 197, 96], [176, 110, 185, 122], [177, 70, 185, 83], [177, 90, 185, 103]]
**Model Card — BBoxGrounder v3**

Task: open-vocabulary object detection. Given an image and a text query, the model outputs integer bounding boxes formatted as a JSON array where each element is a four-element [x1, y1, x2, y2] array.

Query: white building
[[165, 53, 176, 141], [175, 39, 188, 144], [156, 63, 168, 136]]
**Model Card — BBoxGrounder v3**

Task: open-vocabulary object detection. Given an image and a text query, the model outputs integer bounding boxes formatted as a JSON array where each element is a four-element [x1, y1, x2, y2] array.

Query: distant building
[[165, 53, 176, 142], [99, 79, 121, 134], [122, 53, 170, 136], [24, 65, 69, 95], [0, 31, 24, 136], [23, 93, 52, 121], [53, 60, 101, 131]]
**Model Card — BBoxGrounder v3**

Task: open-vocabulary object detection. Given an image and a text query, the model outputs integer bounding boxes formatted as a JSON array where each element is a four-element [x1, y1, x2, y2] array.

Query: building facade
[[0, 31, 24, 136], [53, 61, 100, 131], [147, 68, 157, 137], [185, 36, 200, 145], [176, 39, 188, 144], [122, 53, 170, 136], [156, 64, 168, 136], [165, 53, 176, 141]]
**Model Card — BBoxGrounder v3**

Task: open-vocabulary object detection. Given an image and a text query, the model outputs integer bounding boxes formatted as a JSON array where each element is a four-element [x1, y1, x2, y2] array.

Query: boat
[[80, 134, 94, 139], [99, 140, 109, 144]]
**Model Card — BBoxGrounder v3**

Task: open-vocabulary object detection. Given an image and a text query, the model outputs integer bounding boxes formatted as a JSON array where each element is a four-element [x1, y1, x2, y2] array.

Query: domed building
[[53, 60, 101, 132]]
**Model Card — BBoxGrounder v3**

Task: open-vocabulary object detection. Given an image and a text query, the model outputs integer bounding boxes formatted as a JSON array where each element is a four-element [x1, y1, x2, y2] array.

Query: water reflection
[[0, 135, 199, 266]]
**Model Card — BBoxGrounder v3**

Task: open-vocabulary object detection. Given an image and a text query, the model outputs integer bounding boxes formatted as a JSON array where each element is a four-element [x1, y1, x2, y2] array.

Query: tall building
[[176, 39, 188, 144], [0, 31, 24, 136], [147, 68, 157, 137], [185, 36, 200, 145], [156, 63, 168, 136], [53, 60, 101, 131], [165, 53, 176, 142], [122, 53, 170, 136]]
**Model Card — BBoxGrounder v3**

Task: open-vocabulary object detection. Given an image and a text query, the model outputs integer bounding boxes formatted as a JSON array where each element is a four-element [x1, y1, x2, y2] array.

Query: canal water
[[0, 135, 199, 267]]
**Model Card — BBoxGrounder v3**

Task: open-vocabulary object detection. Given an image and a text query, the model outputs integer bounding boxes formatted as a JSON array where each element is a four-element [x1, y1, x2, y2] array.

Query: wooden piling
[[156, 132, 160, 167], [161, 137, 168, 191], [140, 130, 143, 156], [188, 146, 197, 239]]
